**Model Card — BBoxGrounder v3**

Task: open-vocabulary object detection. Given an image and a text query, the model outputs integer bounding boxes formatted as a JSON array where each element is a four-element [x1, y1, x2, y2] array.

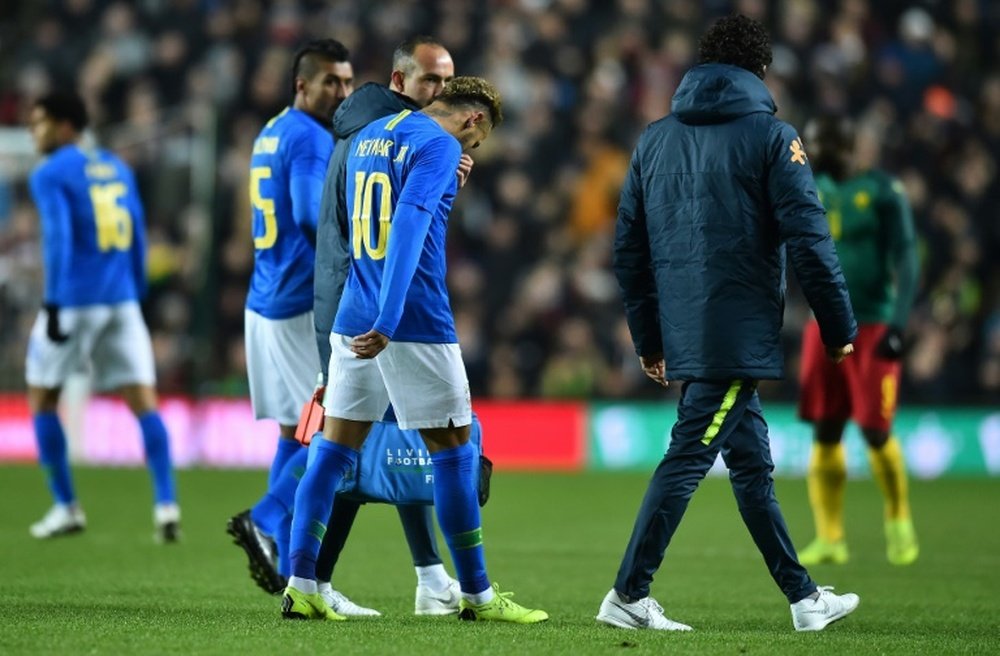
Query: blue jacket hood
[[333, 82, 421, 139], [671, 64, 776, 125]]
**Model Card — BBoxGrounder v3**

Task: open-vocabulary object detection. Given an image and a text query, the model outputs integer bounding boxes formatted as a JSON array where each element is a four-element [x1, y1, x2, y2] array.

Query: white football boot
[[415, 578, 461, 615], [791, 586, 860, 631], [596, 589, 692, 631], [30, 503, 86, 539]]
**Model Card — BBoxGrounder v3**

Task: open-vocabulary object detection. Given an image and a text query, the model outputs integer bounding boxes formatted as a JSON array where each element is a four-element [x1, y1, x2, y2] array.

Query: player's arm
[[767, 122, 857, 355], [288, 131, 331, 247], [878, 176, 919, 358], [370, 135, 461, 342], [29, 166, 72, 307], [124, 167, 148, 300], [612, 134, 664, 383]]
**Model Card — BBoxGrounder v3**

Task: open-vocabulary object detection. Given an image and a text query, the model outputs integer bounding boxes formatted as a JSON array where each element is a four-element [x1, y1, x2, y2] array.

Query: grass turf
[[0, 466, 997, 655]]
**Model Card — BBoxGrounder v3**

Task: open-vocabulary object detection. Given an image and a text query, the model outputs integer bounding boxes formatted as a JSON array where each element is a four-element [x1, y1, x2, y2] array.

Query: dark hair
[[698, 14, 773, 79], [392, 35, 445, 75], [34, 92, 88, 131], [804, 115, 855, 179], [436, 76, 503, 127], [291, 38, 350, 95]]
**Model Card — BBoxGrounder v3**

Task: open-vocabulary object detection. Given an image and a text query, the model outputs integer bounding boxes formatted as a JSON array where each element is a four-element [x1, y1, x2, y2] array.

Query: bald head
[[390, 37, 454, 108]]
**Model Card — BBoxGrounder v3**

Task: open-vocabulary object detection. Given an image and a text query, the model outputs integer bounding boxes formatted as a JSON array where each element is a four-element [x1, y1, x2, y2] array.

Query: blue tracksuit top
[[614, 64, 857, 381]]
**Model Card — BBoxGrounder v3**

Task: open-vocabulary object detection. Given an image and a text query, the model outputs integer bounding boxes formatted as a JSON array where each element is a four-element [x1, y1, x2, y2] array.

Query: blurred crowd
[[1, 0, 998, 404]]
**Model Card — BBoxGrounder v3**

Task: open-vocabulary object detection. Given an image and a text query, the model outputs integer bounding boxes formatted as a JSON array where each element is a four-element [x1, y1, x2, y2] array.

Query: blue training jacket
[[614, 63, 857, 381]]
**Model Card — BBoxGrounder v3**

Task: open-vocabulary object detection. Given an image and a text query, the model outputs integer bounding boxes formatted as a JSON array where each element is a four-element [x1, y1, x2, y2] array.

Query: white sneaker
[[415, 578, 461, 616], [321, 587, 381, 617], [153, 503, 181, 543], [596, 589, 692, 631], [30, 504, 86, 539], [791, 586, 860, 631]]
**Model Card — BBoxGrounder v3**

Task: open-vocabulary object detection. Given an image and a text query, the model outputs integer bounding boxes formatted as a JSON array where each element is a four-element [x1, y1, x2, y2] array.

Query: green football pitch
[[1, 466, 998, 655]]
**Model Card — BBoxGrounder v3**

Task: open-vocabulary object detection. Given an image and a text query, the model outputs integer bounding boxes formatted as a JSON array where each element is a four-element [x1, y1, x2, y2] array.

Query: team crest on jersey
[[789, 138, 808, 165], [853, 191, 871, 210]]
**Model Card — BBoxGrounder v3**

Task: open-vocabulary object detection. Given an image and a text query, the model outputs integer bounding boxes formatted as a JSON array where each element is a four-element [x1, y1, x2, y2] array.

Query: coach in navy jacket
[[598, 15, 861, 633]]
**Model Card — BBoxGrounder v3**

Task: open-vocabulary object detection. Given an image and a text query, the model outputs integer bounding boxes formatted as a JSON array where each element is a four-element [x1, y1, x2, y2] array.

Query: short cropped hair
[[291, 38, 350, 95], [698, 14, 773, 79], [435, 76, 503, 127], [392, 35, 445, 76], [34, 92, 88, 131]]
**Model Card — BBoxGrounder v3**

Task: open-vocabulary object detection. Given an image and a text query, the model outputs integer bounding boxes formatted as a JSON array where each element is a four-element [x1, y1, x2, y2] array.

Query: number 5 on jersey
[[250, 166, 277, 249], [352, 171, 391, 260]]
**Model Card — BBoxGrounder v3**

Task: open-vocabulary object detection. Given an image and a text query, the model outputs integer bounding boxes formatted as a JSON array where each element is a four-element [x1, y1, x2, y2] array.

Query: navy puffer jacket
[[614, 64, 857, 381]]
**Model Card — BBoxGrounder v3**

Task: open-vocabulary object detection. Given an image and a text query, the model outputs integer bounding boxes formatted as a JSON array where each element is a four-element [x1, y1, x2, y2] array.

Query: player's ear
[[390, 70, 405, 93], [465, 111, 485, 129]]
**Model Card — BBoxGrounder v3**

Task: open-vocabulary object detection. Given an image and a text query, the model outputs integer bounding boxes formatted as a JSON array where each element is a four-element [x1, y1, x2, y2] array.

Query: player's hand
[[456, 154, 474, 188], [874, 326, 905, 360], [351, 329, 389, 359], [639, 353, 668, 388], [44, 303, 69, 344], [825, 343, 854, 364]]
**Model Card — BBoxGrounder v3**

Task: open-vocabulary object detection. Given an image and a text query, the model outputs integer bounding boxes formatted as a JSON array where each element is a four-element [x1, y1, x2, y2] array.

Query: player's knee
[[27, 386, 61, 414], [861, 427, 890, 449]]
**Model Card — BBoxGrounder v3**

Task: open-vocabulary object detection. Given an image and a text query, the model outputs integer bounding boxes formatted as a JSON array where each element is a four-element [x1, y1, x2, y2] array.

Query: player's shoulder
[[31, 144, 82, 183]]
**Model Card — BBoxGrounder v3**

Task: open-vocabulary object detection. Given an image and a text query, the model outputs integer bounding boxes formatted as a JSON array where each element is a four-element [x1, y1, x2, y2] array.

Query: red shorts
[[797, 321, 901, 432]]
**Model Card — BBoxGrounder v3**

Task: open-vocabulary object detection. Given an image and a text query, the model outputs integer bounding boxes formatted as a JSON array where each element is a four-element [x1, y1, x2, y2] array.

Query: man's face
[[397, 45, 454, 107], [29, 106, 60, 154], [299, 60, 354, 119]]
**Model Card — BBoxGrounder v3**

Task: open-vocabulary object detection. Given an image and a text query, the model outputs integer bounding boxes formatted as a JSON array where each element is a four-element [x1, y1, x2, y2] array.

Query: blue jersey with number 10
[[334, 110, 462, 343], [29, 144, 146, 307], [246, 107, 333, 319]]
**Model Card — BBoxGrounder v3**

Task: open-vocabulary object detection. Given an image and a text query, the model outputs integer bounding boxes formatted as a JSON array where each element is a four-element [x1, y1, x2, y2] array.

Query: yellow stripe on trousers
[[701, 380, 742, 445]]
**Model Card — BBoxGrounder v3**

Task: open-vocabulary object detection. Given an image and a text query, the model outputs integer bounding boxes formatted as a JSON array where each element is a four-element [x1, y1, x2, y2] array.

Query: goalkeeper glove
[[875, 326, 905, 360], [44, 303, 69, 344]]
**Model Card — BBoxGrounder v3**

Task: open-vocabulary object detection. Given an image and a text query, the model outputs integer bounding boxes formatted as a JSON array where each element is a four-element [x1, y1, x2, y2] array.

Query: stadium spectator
[[0, 2, 998, 406]]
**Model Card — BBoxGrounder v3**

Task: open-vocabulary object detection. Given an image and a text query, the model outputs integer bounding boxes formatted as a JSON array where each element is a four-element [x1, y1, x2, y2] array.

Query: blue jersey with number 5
[[246, 107, 333, 319], [334, 110, 461, 343], [29, 144, 146, 307]]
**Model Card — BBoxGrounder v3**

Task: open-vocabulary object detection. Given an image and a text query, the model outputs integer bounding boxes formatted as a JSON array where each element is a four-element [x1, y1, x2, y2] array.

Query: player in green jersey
[[797, 116, 921, 566]]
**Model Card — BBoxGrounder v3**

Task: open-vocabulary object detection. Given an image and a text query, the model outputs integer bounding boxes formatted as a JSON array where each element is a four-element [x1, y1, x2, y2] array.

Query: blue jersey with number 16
[[334, 110, 462, 343], [246, 107, 334, 319], [29, 144, 146, 307]]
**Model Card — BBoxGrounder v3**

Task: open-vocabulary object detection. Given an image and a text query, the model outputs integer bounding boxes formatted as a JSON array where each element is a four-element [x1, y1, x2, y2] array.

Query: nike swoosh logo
[[610, 601, 649, 627], [799, 601, 829, 615]]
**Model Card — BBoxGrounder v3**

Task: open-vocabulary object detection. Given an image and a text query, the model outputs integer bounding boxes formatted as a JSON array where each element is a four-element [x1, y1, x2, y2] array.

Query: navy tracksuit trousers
[[614, 380, 816, 604]]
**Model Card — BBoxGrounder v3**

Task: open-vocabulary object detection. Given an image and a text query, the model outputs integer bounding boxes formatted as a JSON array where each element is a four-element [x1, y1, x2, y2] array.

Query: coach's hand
[[874, 326, 905, 360], [826, 343, 854, 364], [351, 329, 389, 359], [639, 353, 668, 388], [44, 303, 69, 344], [457, 154, 474, 188]]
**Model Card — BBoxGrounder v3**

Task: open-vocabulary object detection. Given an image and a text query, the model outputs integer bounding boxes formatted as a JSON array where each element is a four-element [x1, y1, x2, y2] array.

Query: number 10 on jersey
[[351, 171, 391, 260]]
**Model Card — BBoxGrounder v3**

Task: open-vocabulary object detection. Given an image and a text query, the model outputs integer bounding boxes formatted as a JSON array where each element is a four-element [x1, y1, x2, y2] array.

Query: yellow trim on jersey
[[385, 110, 412, 131]]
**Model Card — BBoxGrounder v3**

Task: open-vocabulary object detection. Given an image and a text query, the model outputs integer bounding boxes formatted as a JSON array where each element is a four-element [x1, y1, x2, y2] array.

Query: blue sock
[[433, 441, 489, 594], [269, 437, 302, 489], [289, 440, 357, 580], [251, 447, 307, 535], [33, 412, 75, 504], [138, 412, 176, 504], [276, 512, 292, 577]]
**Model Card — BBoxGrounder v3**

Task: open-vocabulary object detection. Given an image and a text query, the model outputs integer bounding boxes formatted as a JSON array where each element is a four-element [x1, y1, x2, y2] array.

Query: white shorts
[[25, 301, 156, 391], [245, 309, 322, 426], [324, 333, 471, 430]]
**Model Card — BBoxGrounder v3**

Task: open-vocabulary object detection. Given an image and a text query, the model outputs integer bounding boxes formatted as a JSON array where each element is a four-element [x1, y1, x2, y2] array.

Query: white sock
[[415, 564, 450, 591], [463, 585, 494, 606], [288, 576, 317, 595]]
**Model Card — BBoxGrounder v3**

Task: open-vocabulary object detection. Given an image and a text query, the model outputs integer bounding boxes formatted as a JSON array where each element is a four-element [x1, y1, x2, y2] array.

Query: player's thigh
[[323, 333, 390, 422], [245, 309, 320, 426], [25, 306, 91, 389], [845, 323, 901, 433], [90, 302, 155, 392], [797, 320, 850, 422], [377, 342, 471, 431]]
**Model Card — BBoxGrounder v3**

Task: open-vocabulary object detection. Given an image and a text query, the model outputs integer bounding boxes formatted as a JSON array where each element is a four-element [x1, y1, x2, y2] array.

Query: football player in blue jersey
[[25, 91, 180, 542], [224, 38, 381, 615], [282, 77, 547, 624]]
